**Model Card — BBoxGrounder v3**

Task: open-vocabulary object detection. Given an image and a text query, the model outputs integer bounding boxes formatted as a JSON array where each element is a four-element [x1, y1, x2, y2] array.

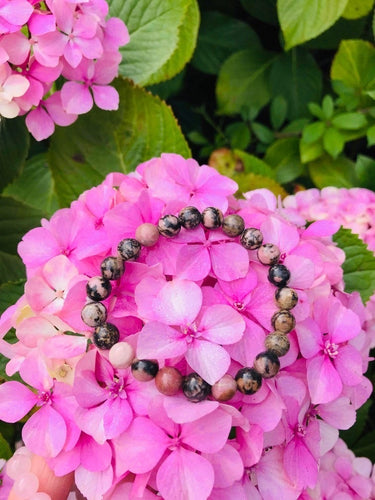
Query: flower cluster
[[0, 0, 128, 140], [0, 154, 373, 499]]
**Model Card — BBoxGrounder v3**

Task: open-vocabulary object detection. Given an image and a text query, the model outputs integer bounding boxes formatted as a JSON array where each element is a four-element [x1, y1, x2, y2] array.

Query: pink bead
[[6, 454, 32, 480], [211, 374, 237, 401], [135, 223, 160, 247], [30, 493, 51, 500], [109, 341, 135, 369], [13, 472, 39, 498], [155, 366, 182, 396]]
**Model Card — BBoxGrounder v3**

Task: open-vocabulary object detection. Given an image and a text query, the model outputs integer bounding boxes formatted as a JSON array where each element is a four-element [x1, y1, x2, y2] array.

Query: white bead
[[109, 342, 135, 369]]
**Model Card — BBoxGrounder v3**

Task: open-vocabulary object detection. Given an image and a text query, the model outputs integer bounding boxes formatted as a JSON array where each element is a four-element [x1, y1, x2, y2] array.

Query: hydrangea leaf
[[216, 48, 276, 115], [0, 252, 25, 286], [192, 11, 261, 75], [208, 148, 275, 180], [278, 0, 349, 50], [49, 78, 190, 207], [342, 0, 374, 20], [240, 0, 278, 25], [333, 227, 375, 303], [265, 138, 304, 184], [3, 154, 58, 217], [109, 0, 199, 86], [0, 117, 29, 193], [0, 280, 25, 316], [269, 48, 322, 120], [0, 433, 12, 459], [353, 429, 375, 461], [234, 172, 287, 198], [308, 156, 357, 188]]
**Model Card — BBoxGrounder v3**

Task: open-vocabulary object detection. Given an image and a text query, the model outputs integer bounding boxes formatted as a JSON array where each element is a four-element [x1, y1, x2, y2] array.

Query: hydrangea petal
[[185, 340, 230, 385]]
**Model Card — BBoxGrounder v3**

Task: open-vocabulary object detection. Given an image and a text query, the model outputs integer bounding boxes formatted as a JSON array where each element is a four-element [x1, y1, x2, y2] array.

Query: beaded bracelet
[[81, 206, 298, 403]]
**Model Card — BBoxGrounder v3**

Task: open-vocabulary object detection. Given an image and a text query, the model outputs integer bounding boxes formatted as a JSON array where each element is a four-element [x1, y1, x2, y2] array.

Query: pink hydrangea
[[0, 155, 373, 499]]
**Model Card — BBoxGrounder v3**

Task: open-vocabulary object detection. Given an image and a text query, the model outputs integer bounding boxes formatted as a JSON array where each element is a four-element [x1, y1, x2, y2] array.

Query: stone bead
[[211, 374, 237, 401], [135, 223, 160, 247], [222, 214, 245, 237], [158, 215, 181, 238], [178, 206, 202, 229], [235, 367, 262, 395], [253, 351, 280, 378], [240, 228, 263, 250], [109, 341, 135, 369], [81, 302, 107, 327], [271, 310, 296, 334], [86, 276, 112, 301], [182, 373, 211, 402], [201, 207, 223, 229], [131, 359, 159, 382], [257, 244, 281, 266], [264, 331, 290, 357], [155, 366, 183, 396], [93, 322, 119, 350], [100, 256, 124, 281], [275, 287, 298, 310], [268, 264, 291, 288], [118, 238, 141, 260]]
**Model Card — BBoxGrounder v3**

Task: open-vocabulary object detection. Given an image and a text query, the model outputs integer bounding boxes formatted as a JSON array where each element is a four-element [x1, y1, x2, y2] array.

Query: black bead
[[240, 228, 263, 250], [100, 256, 124, 280], [93, 322, 119, 350], [268, 264, 291, 288], [86, 276, 112, 301], [253, 351, 280, 379], [182, 373, 211, 402], [235, 367, 262, 395], [178, 206, 202, 229], [131, 359, 159, 381], [222, 214, 245, 237], [158, 215, 181, 238], [118, 238, 141, 260], [201, 207, 223, 229]]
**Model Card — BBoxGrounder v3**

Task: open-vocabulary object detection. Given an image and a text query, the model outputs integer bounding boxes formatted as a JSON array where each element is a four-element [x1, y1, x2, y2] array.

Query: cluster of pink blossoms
[[0, 0, 128, 140], [0, 154, 374, 499]]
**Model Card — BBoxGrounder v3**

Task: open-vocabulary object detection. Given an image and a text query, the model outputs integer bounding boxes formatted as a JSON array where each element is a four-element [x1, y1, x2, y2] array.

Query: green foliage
[[333, 227, 375, 303], [0, 117, 29, 192]]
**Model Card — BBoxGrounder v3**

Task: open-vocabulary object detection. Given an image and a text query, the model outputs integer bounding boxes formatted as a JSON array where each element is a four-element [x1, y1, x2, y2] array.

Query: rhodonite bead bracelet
[[81, 205, 298, 403]]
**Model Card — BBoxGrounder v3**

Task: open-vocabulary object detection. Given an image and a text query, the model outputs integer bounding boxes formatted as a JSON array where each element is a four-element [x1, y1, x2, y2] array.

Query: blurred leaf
[[278, 0, 349, 50], [240, 0, 278, 25], [234, 150, 276, 178], [192, 11, 260, 75], [49, 78, 190, 207], [0, 433, 12, 460], [331, 112, 367, 129], [0, 280, 25, 316], [282, 118, 310, 134], [331, 40, 375, 95], [188, 130, 209, 146], [265, 138, 304, 183], [367, 124, 375, 146], [300, 140, 324, 163], [308, 102, 325, 120], [270, 96, 288, 130], [0, 252, 25, 286], [323, 128, 345, 158], [309, 155, 357, 188], [235, 172, 287, 197], [305, 17, 367, 50], [353, 430, 375, 461], [148, 70, 185, 101], [342, 0, 374, 19], [269, 48, 322, 120], [322, 95, 334, 119], [109, 0, 199, 85], [333, 227, 375, 304], [355, 155, 375, 190], [252, 123, 274, 144], [302, 122, 325, 143], [3, 154, 59, 217], [0, 117, 29, 193], [216, 48, 276, 116], [225, 123, 251, 150]]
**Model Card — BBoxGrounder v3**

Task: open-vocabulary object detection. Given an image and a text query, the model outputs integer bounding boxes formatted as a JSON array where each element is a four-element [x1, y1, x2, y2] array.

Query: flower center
[[107, 377, 126, 399], [181, 323, 198, 343], [323, 339, 339, 358], [296, 424, 306, 437], [37, 390, 52, 406], [233, 301, 245, 311]]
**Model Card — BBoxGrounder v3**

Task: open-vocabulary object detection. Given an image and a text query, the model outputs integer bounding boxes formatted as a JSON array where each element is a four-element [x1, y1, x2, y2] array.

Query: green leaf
[[240, 0, 278, 25], [234, 172, 287, 197], [309, 155, 357, 188], [109, 0, 199, 85], [234, 150, 276, 178], [225, 123, 251, 150], [0, 252, 25, 286], [355, 155, 375, 190], [269, 48, 323, 120], [322, 95, 334, 119], [302, 121, 325, 143], [216, 48, 276, 116], [270, 96, 288, 130], [252, 123, 274, 144], [331, 40, 375, 94], [305, 17, 367, 50], [308, 102, 324, 120], [331, 112, 367, 129], [265, 138, 304, 183], [278, 0, 349, 50], [342, 0, 374, 19], [333, 227, 375, 303], [323, 128, 345, 158], [148, 70, 185, 101], [367, 124, 375, 146], [191, 11, 261, 75], [49, 78, 190, 207], [300, 140, 324, 163], [353, 429, 375, 461], [0, 280, 25, 316], [0, 433, 12, 460], [3, 154, 59, 217], [0, 117, 29, 193]]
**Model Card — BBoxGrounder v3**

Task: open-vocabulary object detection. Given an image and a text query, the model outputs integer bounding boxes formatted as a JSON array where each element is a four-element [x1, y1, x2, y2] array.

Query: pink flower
[[0, 0, 33, 34], [0, 62, 29, 118]]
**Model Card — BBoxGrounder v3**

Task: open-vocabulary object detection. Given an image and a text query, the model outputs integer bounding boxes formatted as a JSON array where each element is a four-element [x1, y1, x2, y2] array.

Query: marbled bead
[[201, 207, 223, 229], [264, 331, 290, 357], [257, 243, 281, 266], [93, 322, 119, 350], [86, 276, 112, 301], [155, 366, 183, 396], [178, 206, 202, 229], [135, 223, 160, 247], [235, 367, 262, 395], [131, 359, 159, 382], [158, 215, 181, 238], [81, 302, 107, 327], [100, 256, 124, 281], [182, 373, 211, 402], [268, 264, 290, 288], [253, 351, 280, 378], [275, 287, 298, 310], [222, 214, 245, 237], [118, 238, 141, 260], [271, 310, 296, 334], [240, 228, 263, 250], [211, 374, 237, 401]]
